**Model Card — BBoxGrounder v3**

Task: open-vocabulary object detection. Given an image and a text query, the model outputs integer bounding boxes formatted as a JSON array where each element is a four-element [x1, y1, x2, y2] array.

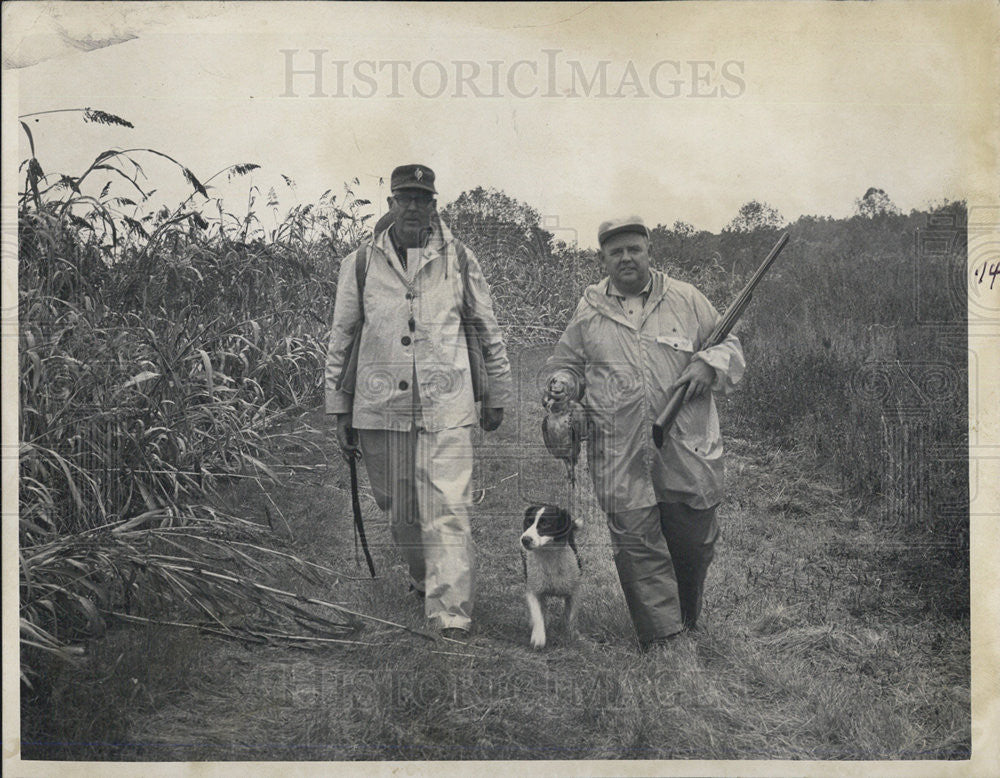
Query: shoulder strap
[[355, 244, 370, 321], [455, 242, 471, 313], [455, 241, 487, 402]]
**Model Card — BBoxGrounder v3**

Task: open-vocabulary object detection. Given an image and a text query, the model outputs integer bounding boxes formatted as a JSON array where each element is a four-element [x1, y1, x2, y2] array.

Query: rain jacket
[[544, 270, 745, 512], [325, 217, 513, 431]]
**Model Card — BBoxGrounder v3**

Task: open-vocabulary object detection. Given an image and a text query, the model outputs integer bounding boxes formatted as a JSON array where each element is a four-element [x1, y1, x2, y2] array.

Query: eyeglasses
[[393, 192, 435, 209]]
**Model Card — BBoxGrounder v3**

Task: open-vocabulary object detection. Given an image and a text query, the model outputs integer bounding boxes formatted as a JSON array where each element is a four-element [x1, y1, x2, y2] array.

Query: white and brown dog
[[520, 504, 583, 649]]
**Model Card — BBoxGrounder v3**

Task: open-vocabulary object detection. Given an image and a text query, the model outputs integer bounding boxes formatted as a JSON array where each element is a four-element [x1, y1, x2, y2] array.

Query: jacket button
[[401, 336, 412, 346], [405, 292, 414, 300], [399, 380, 409, 390]]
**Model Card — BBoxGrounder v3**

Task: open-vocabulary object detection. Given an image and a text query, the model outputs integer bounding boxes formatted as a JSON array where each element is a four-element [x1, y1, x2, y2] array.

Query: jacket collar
[[371, 212, 455, 279], [585, 269, 672, 330]]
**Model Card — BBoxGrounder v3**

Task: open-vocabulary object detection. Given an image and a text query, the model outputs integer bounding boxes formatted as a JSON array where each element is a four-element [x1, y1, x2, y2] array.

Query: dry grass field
[[22, 347, 969, 762]]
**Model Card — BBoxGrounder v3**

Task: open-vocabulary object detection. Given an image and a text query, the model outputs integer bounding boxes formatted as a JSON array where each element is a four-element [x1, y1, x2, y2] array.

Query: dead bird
[[541, 397, 586, 485]]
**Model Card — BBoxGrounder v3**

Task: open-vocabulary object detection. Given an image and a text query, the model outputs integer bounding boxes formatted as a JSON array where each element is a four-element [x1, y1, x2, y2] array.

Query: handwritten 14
[[973, 259, 999, 290]]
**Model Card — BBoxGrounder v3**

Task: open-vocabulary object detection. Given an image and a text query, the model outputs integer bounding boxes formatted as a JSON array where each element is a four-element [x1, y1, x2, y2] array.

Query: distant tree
[[649, 220, 701, 273], [925, 199, 967, 223], [720, 201, 785, 281], [855, 187, 900, 218], [440, 187, 553, 262], [724, 200, 785, 233], [671, 220, 696, 238], [443, 186, 541, 225]]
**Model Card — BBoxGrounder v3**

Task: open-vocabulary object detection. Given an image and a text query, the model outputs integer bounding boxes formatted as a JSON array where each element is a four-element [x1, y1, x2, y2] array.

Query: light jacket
[[544, 269, 745, 512], [325, 216, 513, 431]]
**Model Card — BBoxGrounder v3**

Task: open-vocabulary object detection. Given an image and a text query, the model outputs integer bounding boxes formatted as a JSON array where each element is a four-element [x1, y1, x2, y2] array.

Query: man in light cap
[[542, 216, 745, 649], [325, 164, 512, 640]]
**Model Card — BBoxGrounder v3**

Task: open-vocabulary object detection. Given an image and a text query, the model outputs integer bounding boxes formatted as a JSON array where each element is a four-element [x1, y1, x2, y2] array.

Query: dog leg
[[563, 593, 579, 641], [526, 591, 546, 649]]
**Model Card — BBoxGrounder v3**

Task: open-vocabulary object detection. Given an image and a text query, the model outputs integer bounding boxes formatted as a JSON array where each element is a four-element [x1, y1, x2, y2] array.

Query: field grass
[[22, 346, 970, 762]]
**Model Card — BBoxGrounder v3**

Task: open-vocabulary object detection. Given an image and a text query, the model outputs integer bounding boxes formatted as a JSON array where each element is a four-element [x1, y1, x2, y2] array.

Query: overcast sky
[[5, 1, 996, 247]]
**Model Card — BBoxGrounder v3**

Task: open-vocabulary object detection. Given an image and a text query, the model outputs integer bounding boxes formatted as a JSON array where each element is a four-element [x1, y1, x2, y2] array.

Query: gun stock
[[652, 383, 688, 448]]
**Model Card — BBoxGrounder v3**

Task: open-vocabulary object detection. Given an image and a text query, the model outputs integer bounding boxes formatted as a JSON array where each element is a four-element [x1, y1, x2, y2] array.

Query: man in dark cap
[[325, 165, 512, 640], [542, 216, 745, 650]]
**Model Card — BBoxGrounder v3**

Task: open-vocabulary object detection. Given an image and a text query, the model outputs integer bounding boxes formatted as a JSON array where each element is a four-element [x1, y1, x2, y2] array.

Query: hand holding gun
[[652, 232, 790, 448]]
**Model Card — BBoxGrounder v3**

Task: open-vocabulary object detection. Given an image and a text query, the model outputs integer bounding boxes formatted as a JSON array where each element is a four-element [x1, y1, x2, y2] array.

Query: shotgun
[[652, 232, 790, 449], [346, 448, 376, 578]]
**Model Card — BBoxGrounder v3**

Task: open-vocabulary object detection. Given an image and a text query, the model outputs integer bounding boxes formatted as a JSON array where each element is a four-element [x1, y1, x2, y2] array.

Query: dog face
[[521, 505, 573, 551]]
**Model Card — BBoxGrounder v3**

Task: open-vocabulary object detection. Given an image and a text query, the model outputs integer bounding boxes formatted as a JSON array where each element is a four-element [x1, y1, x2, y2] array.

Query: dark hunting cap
[[598, 215, 649, 246], [390, 164, 437, 194]]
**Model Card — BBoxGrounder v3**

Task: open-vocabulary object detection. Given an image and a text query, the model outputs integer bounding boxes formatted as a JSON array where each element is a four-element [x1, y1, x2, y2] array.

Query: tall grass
[[17, 113, 377, 684], [726, 209, 969, 573]]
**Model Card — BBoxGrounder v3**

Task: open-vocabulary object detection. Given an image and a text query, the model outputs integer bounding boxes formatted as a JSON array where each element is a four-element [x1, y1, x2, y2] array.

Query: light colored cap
[[598, 215, 649, 245]]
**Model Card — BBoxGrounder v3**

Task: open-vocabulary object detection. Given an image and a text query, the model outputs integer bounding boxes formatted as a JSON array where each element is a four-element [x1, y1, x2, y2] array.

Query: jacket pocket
[[655, 334, 694, 353]]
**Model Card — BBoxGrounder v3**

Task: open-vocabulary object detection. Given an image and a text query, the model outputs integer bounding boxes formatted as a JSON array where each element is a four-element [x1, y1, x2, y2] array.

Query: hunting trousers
[[358, 425, 475, 631], [606, 501, 719, 644]]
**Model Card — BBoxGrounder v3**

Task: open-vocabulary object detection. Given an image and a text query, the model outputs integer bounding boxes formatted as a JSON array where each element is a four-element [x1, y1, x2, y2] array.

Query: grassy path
[[30, 347, 969, 762]]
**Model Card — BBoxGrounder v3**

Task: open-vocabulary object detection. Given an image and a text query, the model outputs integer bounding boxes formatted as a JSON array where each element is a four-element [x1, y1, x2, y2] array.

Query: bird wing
[[542, 411, 571, 461], [541, 413, 555, 452], [568, 402, 586, 468]]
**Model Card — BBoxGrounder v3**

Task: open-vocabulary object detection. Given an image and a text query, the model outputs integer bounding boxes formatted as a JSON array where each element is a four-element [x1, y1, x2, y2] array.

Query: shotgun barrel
[[652, 232, 790, 448]]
